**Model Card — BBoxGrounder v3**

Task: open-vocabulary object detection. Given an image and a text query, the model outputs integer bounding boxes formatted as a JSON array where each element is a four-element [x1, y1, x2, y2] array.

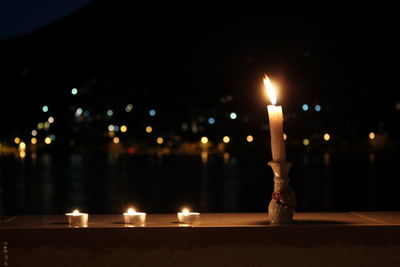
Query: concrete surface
[[1, 212, 399, 266]]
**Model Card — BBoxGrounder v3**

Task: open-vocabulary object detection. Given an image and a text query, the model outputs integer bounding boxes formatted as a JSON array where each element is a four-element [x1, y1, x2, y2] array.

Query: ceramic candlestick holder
[[268, 161, 296, 224]]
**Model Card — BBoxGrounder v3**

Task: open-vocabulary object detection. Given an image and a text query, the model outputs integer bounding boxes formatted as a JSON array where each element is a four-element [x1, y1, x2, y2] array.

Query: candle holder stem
[[268, 161, 296, 224]]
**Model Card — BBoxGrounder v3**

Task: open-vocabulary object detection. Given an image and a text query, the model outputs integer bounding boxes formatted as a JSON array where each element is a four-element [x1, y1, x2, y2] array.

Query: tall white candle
[[264, 75, 286, 162]]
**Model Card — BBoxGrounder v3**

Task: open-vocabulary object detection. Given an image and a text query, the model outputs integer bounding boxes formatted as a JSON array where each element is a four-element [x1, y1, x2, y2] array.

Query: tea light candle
[[177, 208, 200, 224], [65, 209, 88, 227], [123, 208, 146, 226]]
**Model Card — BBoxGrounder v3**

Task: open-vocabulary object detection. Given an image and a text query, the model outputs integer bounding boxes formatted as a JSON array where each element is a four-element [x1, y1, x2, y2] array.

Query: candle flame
[[72, 209, 80, 215], [127, 208, 136, 214], [263, 75, 277, 105], [182, 208, 190, 215]]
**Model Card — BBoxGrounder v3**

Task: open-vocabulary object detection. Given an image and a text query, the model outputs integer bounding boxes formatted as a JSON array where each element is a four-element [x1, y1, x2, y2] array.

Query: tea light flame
[[182, 208, 190, 215], [127, 208, 136, 214], [263, 75, 277, 105], [72, 209, 80, 215]]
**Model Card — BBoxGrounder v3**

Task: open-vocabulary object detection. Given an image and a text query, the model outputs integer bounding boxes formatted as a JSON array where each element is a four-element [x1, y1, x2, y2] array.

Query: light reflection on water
[[0, 151, 398, 215]]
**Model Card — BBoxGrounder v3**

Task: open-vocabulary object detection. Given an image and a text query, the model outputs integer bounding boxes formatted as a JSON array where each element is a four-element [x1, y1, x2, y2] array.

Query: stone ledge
[[1, 212, 400, 267], [2, 212, 400, 228]]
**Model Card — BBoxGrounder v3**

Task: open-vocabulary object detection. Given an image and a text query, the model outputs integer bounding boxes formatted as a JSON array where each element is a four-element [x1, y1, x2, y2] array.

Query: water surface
[[0, 151, 398, 215]]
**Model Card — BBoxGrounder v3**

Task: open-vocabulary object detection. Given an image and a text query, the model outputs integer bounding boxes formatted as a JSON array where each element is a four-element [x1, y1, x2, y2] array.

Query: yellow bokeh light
[[369, 132, 375, 140], [303, 138, 310, 146], [145, 126, 153, 133], [19, 151, 26, 158], [31, 137, 37, 144], [223, 136, 230, 143], [283, 133, 287, 140], [201, 136, 208, 144], [45, 137, 52, 144], [108, 131, 115, 137], [113, 137, 120, 144], [14, 137, 21, 144], [37, 122, 44, 130], [120, 125, 127, 133], [19, 142, 26, 150], [246, 135, 254, 142], [324, 133, 330, 141], [156, 137, 164, 144]]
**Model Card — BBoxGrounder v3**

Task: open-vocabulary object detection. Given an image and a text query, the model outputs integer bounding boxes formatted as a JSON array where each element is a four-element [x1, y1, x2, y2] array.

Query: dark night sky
[[0, 1, 399, 137], [0, 0, 90, 39]]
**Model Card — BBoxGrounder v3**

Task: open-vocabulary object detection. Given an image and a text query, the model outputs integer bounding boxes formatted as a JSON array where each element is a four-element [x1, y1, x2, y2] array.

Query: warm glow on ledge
[[201, 137, 208, 144], [324, 133, 330, 141], [14, 137, 21, 144], [263, 75, 277, 105], [31, 137, 37, 144], [246, 135, 254, 142]]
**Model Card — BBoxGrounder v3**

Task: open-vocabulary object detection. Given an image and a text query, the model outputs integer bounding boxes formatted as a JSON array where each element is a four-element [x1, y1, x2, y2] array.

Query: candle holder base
[[268, 193, 295, 224], [268, 161, 296, 225]]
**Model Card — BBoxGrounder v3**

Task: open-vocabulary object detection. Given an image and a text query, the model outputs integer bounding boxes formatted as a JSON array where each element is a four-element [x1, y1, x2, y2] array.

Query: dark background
[[1, 2, 399, 122], [0, 1, 399, 214]]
